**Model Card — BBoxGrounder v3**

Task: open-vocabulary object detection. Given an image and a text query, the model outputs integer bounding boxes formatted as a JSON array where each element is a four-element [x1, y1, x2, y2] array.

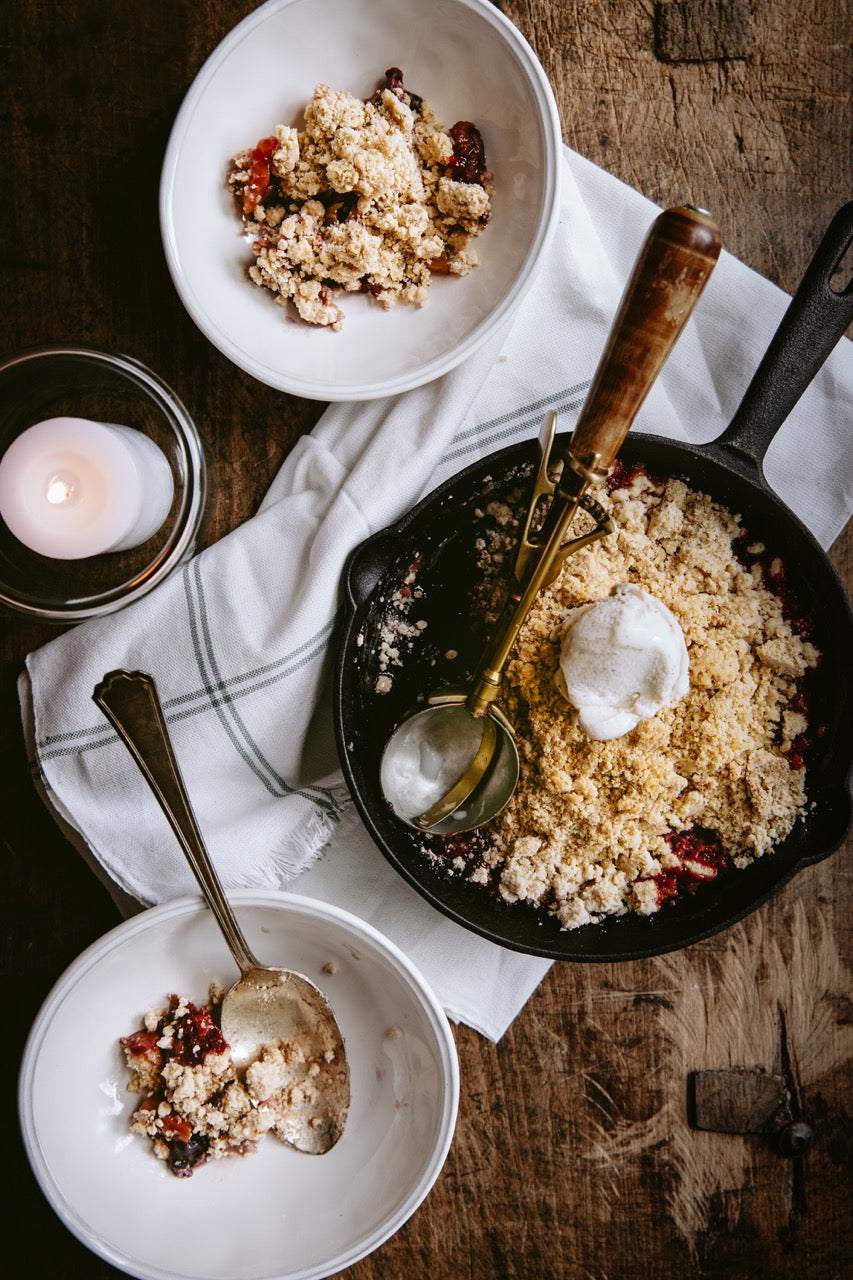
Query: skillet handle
[[716, 201, 853, 467], [342, 531, 398, 610], [567, 204, 722, 477]]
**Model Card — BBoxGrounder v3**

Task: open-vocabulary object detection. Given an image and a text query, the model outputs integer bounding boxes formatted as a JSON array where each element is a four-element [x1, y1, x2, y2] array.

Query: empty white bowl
[[160, 0, 562, 400]]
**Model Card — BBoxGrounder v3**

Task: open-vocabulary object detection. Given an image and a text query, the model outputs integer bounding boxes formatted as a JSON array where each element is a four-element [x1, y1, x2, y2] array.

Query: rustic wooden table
[[2, 2, 850, 1276]]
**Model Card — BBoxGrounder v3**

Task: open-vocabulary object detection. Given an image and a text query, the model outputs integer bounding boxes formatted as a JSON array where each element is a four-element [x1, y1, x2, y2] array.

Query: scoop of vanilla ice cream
[[555, 583, 689, 740]]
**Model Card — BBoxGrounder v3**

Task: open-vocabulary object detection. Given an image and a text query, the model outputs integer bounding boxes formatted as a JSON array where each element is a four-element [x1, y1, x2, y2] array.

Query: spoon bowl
[[93, 668, 349, 1155], [220, 966, 347, 1153]]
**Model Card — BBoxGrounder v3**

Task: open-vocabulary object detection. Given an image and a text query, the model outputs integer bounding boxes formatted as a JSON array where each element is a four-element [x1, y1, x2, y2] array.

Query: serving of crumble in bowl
[[160, 0, 561, 400], [19, 892, 458, 1280]]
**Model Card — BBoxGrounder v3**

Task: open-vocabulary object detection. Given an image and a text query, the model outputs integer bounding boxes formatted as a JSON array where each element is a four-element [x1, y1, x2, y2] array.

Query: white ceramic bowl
[[19, 892, 459, 1280], [160, 0, 562, 400]]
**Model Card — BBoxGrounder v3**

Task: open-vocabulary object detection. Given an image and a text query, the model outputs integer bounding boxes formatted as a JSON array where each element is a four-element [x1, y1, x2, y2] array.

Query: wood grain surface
[[1, 2, 850, 1277]]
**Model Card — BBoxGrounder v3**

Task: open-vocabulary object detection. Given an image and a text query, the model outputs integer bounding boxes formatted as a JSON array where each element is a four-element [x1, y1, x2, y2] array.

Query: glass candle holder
[[0, 346, 206, 621]]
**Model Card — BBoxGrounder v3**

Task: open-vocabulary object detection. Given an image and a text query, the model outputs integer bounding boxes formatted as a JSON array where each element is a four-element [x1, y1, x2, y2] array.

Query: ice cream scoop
[[556, 583, 689, 739], [378, 205, 721, 833]]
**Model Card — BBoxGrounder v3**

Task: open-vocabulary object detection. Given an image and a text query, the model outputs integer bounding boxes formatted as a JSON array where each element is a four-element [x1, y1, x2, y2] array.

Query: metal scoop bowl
[[380, 696, 519, 834], [379, 204, 723, 835], [93, 668, 349, 1155]]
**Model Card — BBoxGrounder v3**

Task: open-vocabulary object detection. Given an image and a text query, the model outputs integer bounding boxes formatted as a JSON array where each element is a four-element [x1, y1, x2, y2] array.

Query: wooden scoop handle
[[568, 204, 722, 473], [467, 207, 721, 717]]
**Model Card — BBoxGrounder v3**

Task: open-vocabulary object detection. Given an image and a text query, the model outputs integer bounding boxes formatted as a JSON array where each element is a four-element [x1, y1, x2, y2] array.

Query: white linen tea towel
[[19, 148, 853, 1040]]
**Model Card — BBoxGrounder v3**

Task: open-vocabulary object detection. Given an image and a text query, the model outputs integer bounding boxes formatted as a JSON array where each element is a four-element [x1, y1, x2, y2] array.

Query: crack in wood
[[777, 1002, 810, 1226]]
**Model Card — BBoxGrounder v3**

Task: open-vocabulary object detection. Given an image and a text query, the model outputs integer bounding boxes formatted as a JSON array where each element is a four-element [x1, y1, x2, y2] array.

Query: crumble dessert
[[120, 988, 342, 1176], [387, 464, 821, 929], [227, 68, 493, 331]]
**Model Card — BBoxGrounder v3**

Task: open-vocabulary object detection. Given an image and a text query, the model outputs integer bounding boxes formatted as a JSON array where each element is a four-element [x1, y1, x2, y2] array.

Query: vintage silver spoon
[[93, 668, 349, 1155], [379, 204, 722, 835]]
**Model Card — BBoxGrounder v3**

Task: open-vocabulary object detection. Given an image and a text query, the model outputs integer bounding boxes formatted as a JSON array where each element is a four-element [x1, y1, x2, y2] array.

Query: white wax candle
[[0, 416, 175, 560]]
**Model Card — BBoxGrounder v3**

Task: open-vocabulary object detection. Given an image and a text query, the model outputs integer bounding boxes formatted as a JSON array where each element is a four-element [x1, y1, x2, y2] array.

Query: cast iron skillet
[[334, 204, 853, 960]]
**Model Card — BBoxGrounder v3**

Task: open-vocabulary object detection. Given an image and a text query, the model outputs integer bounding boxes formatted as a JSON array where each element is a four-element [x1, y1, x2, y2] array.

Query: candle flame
[[46, 473, 75, 505]]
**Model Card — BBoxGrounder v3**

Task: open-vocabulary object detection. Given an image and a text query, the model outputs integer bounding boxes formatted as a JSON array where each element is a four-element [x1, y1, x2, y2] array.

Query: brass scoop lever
[[513, 408, 615, 592], [403, 411, 616, 832]]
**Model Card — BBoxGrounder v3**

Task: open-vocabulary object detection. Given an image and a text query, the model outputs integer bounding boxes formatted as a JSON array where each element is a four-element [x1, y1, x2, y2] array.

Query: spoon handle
[[93, 669, 262, 976], [567, 204, 722, 476]]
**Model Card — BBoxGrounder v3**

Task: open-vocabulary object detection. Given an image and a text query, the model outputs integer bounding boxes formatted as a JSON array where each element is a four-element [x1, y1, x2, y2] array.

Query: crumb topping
[[227, 69, 492, 331], [413, 467, 821, 929], [120, 989, 344, 1176]]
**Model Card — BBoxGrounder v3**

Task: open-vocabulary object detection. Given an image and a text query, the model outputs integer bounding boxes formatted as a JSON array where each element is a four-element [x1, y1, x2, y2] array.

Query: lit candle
[[0, 416, 175, 560]]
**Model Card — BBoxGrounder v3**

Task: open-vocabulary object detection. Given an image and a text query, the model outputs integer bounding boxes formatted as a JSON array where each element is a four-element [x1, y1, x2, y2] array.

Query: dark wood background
[[2, 2, 850, 1276]]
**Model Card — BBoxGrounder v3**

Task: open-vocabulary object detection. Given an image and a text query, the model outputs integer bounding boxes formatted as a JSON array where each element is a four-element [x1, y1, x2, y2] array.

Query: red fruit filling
[[448, 121, 489, 184], [651, 829, 730, 907], [165, 994, 228, 1065], [122, 995, 230, 1178], [382, 66, 423, 113], [167, 1133, 211, 1178], [241, 135, 278, 216], [119, 1029, 161, 1065], [604, 458, 649, 494], [377, 71, 489, 185]]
